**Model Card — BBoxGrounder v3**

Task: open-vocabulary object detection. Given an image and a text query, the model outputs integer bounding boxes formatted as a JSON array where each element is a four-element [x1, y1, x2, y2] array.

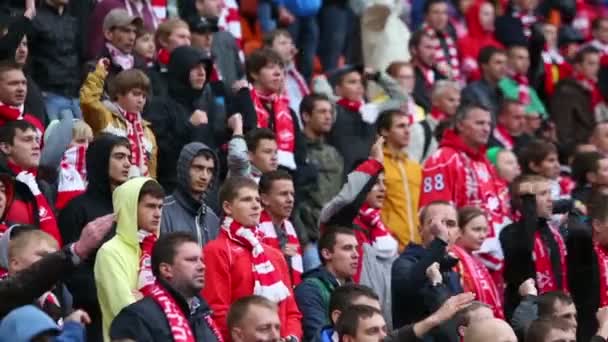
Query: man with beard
[[110, 232, 222, 342], [59, 133, 132, 342]]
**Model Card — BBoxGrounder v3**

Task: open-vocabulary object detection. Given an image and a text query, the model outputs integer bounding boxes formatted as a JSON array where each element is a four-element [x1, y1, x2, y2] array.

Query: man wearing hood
[[419, 104, 510, 273], [161, 142, 220, 246], [94, 177, 164, 341], [146, 45, 224, 192], [58, 133, 132, 342]]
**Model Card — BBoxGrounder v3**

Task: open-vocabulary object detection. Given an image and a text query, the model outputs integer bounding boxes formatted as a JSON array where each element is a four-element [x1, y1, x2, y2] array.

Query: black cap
[[558, 26, 584, 48], [189, 16, 219, 34]]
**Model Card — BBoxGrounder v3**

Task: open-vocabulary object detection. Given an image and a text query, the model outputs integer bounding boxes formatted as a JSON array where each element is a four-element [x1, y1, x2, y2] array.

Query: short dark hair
[[376, 109, 407, 135], [457, 206, 486, 231], [329, 284, 379, 324], [423, 0, 447, 14], [573, 45, 600, 65], [259, 170, 292, 195], [262, 29, 291, 47], [589, 192, 608, 222], [454, 301, 491, 327], [537, 291, 574, 318], [151, 231, 198, 277], [227, 295, 277, 332], [0, 60, 23, 78], [109, 68, 151, 100], [318, 226, 356, 264], [138, 180, 165, 202], [245, 48, 284, 82], [498, 98, 523, 117], [453, 103, 489, 126], [385, 61, 411, 78], [525, 318, 575, 342], [518, 139, 558, 175], [477, 46, 506, 66], [409, 29, 433, 52], [336, 305, 383, 340], [0, 120, 37, 146], [245, 128, 276, 153], [300, 93, 331, 118], [571, 151, 604, 186], [219, 176, 258, 205], [419, 200, 454, 224], [592, 16, 608, 31]]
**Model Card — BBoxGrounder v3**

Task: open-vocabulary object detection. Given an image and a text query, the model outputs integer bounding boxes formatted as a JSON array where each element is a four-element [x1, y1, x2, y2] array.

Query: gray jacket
[[211, 31, 244, 88], [160, 142, 220, 246]]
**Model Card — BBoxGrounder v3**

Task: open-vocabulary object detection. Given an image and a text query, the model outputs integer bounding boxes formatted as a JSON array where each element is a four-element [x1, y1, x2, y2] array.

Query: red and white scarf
[[56, 145, 87, 210], [510, 72, 531, 105], [492, 124, 514, 150], [258, 211, 303, 286], [422, 25, 461, 82], [336, 98, 364, 113], [286, 66, 310, 97], [250, 88, 296, 170], [122, 110, 149, 176], [512, 10, 537, 38], [533, 225, 569, 294], [354, 204, 398, 258], [138, 231, 157, 296], [452, 245, 504, 319], [572, 71, 604, 115], [429, 107, 446, 122], [106, 43, 134, 71], [541, 48, 569, 96], [0, 103, 45, 137], [222, 217, 291, 302], [595, 242, 608, 307]]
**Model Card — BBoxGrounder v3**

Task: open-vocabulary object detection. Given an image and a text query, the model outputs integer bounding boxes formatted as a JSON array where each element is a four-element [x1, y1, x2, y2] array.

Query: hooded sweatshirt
[[94, 177, 158, 342], [59, 133, 127, 342], [160, 142, 220, 246]]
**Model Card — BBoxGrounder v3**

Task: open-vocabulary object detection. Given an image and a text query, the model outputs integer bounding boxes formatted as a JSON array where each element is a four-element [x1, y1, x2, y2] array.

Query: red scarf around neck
[[533, 226, 569, 294], [250, 88, 296, 170], [222, 217, 291, 302], [572, 71, 604, 113], [493, 124, 514, 150], [258, 211, 303, 286], [336, 98, 364, 113], [0, 104, 45, 137], [429, 107, 446, 122], [157, 48, 170, 66], [541, 48, 570, 96], [287, 66, 310, 97], [595, 242, 608, 307], [123, 110, 149, 176], [511, 73, 531, 105], [422, 24, 461, 82], [451, 245, 504, 319]]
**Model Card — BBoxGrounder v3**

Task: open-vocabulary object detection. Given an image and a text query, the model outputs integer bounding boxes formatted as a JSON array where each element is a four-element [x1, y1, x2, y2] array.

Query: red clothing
[[202, 231, 303, 341], [420, 129, 510, 270], [457, 1, 502, 81], [0, 105, 45, 136]]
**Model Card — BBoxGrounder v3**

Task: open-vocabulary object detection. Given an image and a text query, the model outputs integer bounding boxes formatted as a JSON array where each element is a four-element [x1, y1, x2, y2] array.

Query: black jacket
[[567, 223, 598, 342], [327, 104, 375, 176], [110, 280, 221, 342], [58, 133, 122, 342], [461, 79, 502, 119], [29, 2, 81, 97], [391, 239, 461, 342], [550, 78, 596, 150], [144, 46, 224, 192], [500, 194, 567, 319], [413, 65, 443, 113]]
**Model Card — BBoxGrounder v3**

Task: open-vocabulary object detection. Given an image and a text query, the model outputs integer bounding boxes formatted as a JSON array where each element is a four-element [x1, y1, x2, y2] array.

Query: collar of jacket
[[303, 134, 327, 149], [383, 145, 407, 161], [173, 188, 204, 216], [157, 277, 212, 318]]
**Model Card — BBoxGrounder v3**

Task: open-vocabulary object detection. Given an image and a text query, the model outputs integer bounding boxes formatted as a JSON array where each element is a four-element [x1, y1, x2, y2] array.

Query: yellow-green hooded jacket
[[94, 177, 157, 341]]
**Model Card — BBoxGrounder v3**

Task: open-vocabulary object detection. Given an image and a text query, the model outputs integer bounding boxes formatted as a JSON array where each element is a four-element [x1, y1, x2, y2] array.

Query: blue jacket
[[391, 239, 462, 341], [294, 266, 341, 342], [272, 0, 322, 17]]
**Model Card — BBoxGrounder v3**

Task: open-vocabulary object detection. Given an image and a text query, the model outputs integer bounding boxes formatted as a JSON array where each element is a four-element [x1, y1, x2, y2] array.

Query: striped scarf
[[595, 241, 608, 307], [258, 211, 303, 286], [512, 10, 537, 38], [533, 225, 569, 294], [123, 110, 149, 177], [510, 73, 531, 105], [541, 48, 569, 96], [222, 217, 291, 302], [56, 145, 87, 210], [422, 24, 461, 82]]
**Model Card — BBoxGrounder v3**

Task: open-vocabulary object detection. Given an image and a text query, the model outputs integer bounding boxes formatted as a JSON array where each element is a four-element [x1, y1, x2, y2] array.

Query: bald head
[[464, 318, 517, 342]]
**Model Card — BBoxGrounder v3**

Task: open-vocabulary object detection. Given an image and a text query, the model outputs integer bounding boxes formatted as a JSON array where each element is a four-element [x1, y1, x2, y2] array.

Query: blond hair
[[8, 230, 58, 260], [72, 120, 93, 142], [155, 18, 189, 47]]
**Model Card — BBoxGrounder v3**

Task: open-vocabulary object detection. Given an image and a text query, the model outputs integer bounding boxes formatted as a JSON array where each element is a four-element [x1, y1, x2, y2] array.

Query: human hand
[[370, 136, 384, 163], [24, 1, 36, 19], [190, 110, 208, 126], [518, 181, 535, 196], [232, 80, 249, 93], [278, 6, 295, 25], [597, 307, 608, 338], [65, 309, 91, 325], [74, 214, 115, 259], [228, 113, 243, 135], [283, 243, 299, 257], [97, 58, 110, 71], [426, 262, 442, 285], [518, 278, 538, 297], [431, 292, 475, 323], [429, 217, 449, 243]]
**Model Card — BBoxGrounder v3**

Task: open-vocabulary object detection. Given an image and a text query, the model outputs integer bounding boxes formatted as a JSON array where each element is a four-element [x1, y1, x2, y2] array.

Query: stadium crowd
[[3, 0, 608, 341]]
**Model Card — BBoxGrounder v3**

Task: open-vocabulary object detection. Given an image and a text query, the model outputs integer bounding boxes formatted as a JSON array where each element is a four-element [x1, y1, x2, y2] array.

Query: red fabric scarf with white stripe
[[250, 88, 296, 170], [336, 98, 364, 113], [595, 242, 608, 307], [258, 211, 303, 286], [56, 145, 87, 210], [222, 217, 291, 302], [510, 73, 531, 105], [572, 71, 604, 115], [512, 10, 537, 38], [493, 124, 514, 150], [422, 24, 461, 82], [287, 67, 310, 97], [533, 226, 569, 294], [0, 104, 45, 136], [123, 110, 149, 176], [451, 245, 504, 318], [541, 48, 570, 96]]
